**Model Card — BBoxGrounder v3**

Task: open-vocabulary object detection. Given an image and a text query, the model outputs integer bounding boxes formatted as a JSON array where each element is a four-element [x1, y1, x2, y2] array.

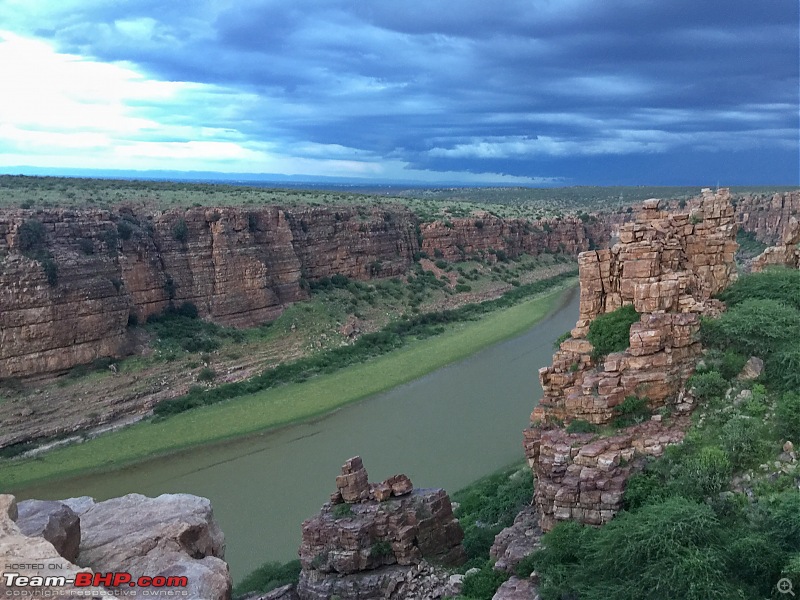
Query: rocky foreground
[[0, 492, 231, 599]]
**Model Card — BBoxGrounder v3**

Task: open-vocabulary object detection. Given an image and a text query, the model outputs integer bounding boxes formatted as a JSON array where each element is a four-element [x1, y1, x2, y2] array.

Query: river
[[16, 285, 579, 582]]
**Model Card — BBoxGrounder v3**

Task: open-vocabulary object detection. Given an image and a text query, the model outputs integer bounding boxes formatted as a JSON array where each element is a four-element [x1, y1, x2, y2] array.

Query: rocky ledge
[[290, 456, 466, 600], [0, 492, 231, 599]]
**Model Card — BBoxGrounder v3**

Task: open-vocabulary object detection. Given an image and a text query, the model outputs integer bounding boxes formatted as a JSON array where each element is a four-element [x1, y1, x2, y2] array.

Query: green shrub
[[369, 540, 393, 558], [233, 559, 301, 598], [116, 221, 133, 240], [461, 562, 509, 600], [718, 268, 800, 311], [566, 419, 599, 434], [687, 370, 728, 402], [455, 283, 472, 293], [767, 341, 800, 391], [586, 304, 639, 361], [612, 395, 651, 427], [719, 350, 748, 381], [197, 367, 216, 382], [701, 298, 800, 359], [720, 417, 762, 469], [775, 392, 800, 442], [552, 330, 571, 349], [17, 219, 47, 253], [332, 503, 352, 518], [435, 259, 448, 269], [172, 218, 189, 242], [678, 446, 731, 498]]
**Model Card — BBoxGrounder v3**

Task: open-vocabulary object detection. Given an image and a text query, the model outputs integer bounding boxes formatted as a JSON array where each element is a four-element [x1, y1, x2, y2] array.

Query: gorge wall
[[524, 189, 738, 531], [0, 205, 607, 379], [733, 190, 800, 245]]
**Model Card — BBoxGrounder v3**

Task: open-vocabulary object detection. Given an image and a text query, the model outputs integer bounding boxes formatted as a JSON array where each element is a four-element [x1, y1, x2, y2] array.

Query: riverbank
[[1, 280, 576, 491]]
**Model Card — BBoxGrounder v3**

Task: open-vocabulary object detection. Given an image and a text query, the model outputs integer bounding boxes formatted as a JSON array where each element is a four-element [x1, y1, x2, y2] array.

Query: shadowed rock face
[[751, 216, 800, 272], [297, 456, 466, 600], [16, 499, 81, 562], [0, 204, 607, 379]]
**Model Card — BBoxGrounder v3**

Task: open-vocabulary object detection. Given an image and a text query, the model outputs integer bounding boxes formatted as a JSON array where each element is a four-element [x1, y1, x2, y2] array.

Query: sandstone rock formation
[[297, 456, 465, 600], [489, 505, 542, 573], [524, 418, 689, 531], [0, 494, 109, 597], [16, 498, 81, 562], [0, 205, 606, 380], [491, 576, 539, 600], [65, 493, 231, 600], [751, 216, 800, 272], [524, 190, 738, 531], [420, 214, 608, 263], [734, 190, 800, 246], [1, 492, 231, 600]]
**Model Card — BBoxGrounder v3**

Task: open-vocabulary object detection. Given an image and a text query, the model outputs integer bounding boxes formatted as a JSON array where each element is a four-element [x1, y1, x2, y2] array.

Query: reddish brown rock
[[298, 458, 465, 600], [336, 456, 371, 502], [751, 216, 800, 272], [734, 190, 800, 246]]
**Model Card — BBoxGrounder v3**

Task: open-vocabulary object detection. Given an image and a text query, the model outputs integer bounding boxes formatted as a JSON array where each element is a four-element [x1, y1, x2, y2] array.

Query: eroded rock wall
[[525, 189, 738, 531], [751, 216, 800, 272], [734, 191, 800, 245], [420, 215, 609, 262]]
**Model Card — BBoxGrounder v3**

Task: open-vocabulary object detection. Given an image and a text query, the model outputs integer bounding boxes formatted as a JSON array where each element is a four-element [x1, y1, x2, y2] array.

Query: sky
[[0, 0, 797, 185]]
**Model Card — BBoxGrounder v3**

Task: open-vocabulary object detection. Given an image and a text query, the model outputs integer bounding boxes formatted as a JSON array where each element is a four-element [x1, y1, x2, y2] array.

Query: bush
[[678, 446, 731, 498], [172, 218, 189, 242], [17, 219, 46, 253], [612, 395, 651, 427], [586, 304, 639, 361], [197, 367, 216, 382], [435, 259, 448, 269], [552, 330, 571, 350], [117, 221, 133, 240], [701, 298, 800, 359], [461, 562, 509, 600], [718, 268, 800, 311], [455, 283, 472, 293], [566, 419, 599, 434], [720, 417, 762, 469], [767, 341, 800, 391], [233, 559, 301, 598], [718, 350, 748, 381], [332, 503, 352, 518], [775, 392, 800, 442], [687, 370, 728, 402]]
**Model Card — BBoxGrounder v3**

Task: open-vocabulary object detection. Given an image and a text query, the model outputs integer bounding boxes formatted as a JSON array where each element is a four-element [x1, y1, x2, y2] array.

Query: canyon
[[0, 205, 607, 381]]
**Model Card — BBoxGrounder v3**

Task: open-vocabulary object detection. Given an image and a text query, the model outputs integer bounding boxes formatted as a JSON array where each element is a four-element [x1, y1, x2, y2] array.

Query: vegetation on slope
[[524, 268, 800, 600], [586, 303, 640, 361]]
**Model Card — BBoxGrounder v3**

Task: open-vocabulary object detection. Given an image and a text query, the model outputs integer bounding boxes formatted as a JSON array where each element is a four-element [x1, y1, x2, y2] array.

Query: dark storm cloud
[[4, 0, 798, 183]]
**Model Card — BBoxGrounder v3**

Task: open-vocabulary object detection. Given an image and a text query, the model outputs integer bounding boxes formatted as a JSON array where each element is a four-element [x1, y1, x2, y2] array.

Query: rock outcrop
[[420, 214, 609, 263], [0, 205, 604, 380], [751, 216, 800, 272], [1, 493, 231, 600], [0, 494, 111, 598], [734, 190, 800, 246], [524, 190, 738, 531], [297, 456, 466, 600], [489, 505, 542, 573]]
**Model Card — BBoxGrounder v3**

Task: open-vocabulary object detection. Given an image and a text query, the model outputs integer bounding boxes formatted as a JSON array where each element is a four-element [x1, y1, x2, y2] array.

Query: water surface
[[18, 286, 579, 581]]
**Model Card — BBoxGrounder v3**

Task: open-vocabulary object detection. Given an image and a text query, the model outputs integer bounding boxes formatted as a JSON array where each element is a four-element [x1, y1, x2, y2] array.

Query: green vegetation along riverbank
[[0, 278, 576, 491]]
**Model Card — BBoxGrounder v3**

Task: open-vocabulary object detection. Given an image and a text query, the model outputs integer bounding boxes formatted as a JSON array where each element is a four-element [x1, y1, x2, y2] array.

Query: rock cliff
[[751, 216, 800, 272], [524, 189, 738, 531], [0, 205, 603, 380], [733, 190, 800, 245], [0, 492, 231, 599], [296, 456, 465, 600]]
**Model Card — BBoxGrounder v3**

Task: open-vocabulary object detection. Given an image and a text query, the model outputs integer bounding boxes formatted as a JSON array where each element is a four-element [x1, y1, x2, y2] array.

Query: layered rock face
[[0, 492, 231, 600], [523, 419, 689, 531], [751, 216, 800, 272], [734, 190, 800, 245], [0, 206, 418, 378], [297, 456, 465, 600], [0, 203, 599, 379], [420, 215, 609, 262], [525, 190, 738, 531]]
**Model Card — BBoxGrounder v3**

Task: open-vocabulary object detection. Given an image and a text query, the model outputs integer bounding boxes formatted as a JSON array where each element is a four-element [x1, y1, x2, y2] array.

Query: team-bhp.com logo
[[3, 572, 188, 596]]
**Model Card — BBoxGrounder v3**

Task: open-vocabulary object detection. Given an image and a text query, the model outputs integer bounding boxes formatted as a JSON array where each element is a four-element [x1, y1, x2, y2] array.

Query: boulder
[[74, 493, 231, 600], [16, 499, 81, 562], [490, 505, 543, 572], [492, 576, 540, 600], [737, 357, 764, 381]]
